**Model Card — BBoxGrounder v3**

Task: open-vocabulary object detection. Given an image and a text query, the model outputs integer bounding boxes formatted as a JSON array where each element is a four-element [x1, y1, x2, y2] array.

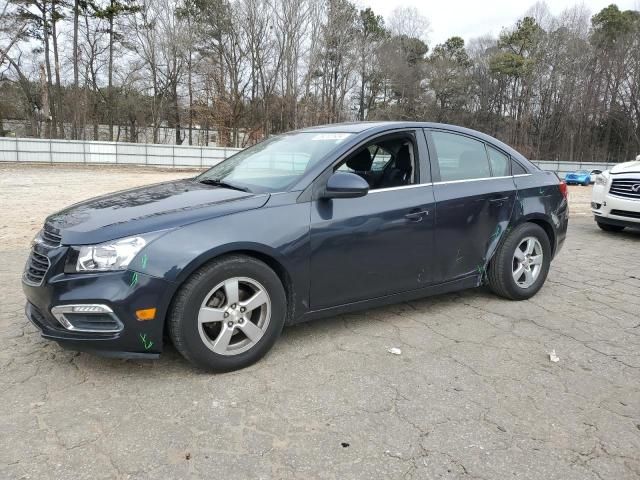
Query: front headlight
[[76, 235, 148, 272], [595, 173, 608, 186]]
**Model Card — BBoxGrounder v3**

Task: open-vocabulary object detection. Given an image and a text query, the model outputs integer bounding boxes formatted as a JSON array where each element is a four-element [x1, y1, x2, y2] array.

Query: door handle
[[405, 209, 430, 221], [489, 196, 509, 203]]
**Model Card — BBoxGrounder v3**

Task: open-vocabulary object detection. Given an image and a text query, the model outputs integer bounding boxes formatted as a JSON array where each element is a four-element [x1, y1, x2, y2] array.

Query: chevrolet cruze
[[22, 122, 568, 371]]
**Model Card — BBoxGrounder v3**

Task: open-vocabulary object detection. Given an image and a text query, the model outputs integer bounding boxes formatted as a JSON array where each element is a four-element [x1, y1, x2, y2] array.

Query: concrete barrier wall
[[0, 138, 242, 167]]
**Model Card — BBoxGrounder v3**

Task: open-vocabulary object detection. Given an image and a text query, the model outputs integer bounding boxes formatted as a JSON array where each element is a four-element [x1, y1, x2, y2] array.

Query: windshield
[[196, 132, 353, 193]]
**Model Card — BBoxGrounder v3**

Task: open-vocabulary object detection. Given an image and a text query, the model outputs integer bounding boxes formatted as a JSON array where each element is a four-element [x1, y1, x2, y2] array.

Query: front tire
[[168, 255, 287, 372], [487, 223, 551, 300], [597, 222, 625, 232]]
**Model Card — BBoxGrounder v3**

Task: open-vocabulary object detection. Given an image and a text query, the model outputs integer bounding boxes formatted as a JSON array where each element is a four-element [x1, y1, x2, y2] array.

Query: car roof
[[297, 121, 530, 163], [298, 121, 495, 135], [298, 122, 406, 133]]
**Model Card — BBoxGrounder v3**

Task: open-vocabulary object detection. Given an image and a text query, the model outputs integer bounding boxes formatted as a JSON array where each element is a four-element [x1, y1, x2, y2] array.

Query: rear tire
[[168, 255, 287, 372], [487, 223, 551, 300], [597, 222, 625, 232]]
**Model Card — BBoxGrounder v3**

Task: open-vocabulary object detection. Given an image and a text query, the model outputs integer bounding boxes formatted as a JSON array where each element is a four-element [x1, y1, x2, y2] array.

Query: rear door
[[425, 129, 517, 283]]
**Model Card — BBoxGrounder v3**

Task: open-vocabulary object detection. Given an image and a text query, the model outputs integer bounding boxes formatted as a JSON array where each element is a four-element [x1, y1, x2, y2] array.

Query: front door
[[309, 130, 436, 310]]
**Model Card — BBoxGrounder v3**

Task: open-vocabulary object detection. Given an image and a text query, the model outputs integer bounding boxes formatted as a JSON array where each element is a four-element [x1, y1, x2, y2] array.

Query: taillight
[[559, 180, 568, 199]]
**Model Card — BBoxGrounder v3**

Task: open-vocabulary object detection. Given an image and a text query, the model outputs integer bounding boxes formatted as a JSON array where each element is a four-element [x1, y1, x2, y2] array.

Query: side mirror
[[323, 171, 369, 199], [591, 169, 602, 175]]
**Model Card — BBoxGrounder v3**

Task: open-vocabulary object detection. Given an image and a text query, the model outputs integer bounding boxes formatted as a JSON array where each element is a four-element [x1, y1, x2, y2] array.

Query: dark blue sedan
[[22, 122, 569, 371]]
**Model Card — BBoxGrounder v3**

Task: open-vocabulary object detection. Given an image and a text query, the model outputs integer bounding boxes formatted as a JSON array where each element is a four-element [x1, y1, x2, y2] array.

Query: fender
[[129, 197, 312, 321], [511, 173, 568, 257], [480, 175, 567, 278]]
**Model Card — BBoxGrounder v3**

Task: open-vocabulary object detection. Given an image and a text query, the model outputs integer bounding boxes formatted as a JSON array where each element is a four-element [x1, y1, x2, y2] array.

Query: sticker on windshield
[[311, 133, 351, 142]]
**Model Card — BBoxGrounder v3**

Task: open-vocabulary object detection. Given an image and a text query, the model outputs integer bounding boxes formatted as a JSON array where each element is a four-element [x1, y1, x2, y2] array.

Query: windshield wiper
[[199, 178, 251, 193]]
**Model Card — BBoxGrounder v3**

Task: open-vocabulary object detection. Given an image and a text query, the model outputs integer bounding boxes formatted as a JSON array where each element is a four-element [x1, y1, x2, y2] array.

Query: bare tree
[[387, 6, 430, 41], [0, 0, 638, 162]]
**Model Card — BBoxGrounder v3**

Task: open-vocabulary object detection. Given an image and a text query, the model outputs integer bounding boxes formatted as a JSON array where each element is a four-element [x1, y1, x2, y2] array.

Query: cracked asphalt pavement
[[1, 164, 639, 479]]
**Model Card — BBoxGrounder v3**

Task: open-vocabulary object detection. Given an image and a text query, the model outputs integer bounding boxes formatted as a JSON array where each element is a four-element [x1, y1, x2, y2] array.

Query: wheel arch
[[165, 244, 297, 332], [513, 215, 557, 258]]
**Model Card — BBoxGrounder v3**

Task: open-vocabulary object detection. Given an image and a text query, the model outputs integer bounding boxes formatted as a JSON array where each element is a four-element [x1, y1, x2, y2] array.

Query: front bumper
[[591, 186, 640, 228], [593, 215, 640, 229], [22, 265, 175, 358]]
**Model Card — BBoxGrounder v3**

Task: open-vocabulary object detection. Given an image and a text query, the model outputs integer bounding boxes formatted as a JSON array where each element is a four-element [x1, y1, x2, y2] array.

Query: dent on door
[[433, 178, 517, 282]]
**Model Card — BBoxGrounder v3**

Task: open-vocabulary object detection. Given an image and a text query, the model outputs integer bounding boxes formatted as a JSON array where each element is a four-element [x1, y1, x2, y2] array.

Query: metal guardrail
[[0, 138, 623, 174], [0, 137, 242, 167], [531, 160, 617, 175]]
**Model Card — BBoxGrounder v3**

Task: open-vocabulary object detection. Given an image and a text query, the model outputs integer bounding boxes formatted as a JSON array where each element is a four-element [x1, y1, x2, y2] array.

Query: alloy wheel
[[512, 237, 543, 289], [197, 277, 271, 356]]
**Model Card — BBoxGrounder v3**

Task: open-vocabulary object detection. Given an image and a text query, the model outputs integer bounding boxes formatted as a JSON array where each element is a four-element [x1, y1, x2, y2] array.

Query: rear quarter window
[[512, 160, 528, 175], [487, 146, 510, 177]]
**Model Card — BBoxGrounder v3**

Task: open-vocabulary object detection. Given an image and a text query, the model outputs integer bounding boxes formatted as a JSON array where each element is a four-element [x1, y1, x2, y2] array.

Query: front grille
[[23, 250, 51, 286], [23, 223, 60, 286], [610, 209, 640, 219], [41, 227, 62, 247], [609, 178, 640, 200]]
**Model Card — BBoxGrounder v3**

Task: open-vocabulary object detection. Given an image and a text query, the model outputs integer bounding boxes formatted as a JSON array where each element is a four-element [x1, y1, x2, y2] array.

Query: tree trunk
[[72, 0, 80, 139], [51, 0, 65, 138], [188, 50, 193, 145], [39, 64, 52, 138], [108, 1, 115, 141], [173, 82, 182, 145], [358, 48, 366, 121], [42, 0, 57, 138]]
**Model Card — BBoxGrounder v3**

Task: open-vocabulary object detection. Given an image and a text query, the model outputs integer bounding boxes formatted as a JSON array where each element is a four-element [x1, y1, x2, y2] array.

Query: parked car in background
[[22, 122, 569, 372], [592, 155, 640, 232], [564, 170, 592, 186]]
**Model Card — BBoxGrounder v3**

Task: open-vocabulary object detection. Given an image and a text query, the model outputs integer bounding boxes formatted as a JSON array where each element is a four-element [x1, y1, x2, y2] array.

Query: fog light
[[591, 202, 601, 209], [72, 305, 108, 313], [51, 304, 123, 333]]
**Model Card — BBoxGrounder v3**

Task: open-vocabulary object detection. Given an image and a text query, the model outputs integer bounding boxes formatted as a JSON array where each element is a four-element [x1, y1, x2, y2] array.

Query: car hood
[[611, 160, 640, 175], [45, 179, 270, 245]]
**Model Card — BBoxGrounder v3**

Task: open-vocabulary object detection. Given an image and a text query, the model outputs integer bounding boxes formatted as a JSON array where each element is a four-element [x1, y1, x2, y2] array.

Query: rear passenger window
[[431, 131, 491, 181], [487, 146, 510, 177]]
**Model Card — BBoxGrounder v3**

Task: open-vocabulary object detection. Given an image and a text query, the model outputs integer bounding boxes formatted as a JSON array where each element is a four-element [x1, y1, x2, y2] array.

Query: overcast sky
[[363, 0, 639, 45]]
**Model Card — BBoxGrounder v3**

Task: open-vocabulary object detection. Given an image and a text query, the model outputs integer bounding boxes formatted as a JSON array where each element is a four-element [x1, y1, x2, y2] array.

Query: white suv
[[592, 155, 640, 232]]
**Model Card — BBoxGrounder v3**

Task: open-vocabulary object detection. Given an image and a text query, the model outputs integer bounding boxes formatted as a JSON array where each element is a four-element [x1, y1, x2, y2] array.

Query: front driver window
[[431, 131, 491, 181], [337, 137, 417, 190]]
